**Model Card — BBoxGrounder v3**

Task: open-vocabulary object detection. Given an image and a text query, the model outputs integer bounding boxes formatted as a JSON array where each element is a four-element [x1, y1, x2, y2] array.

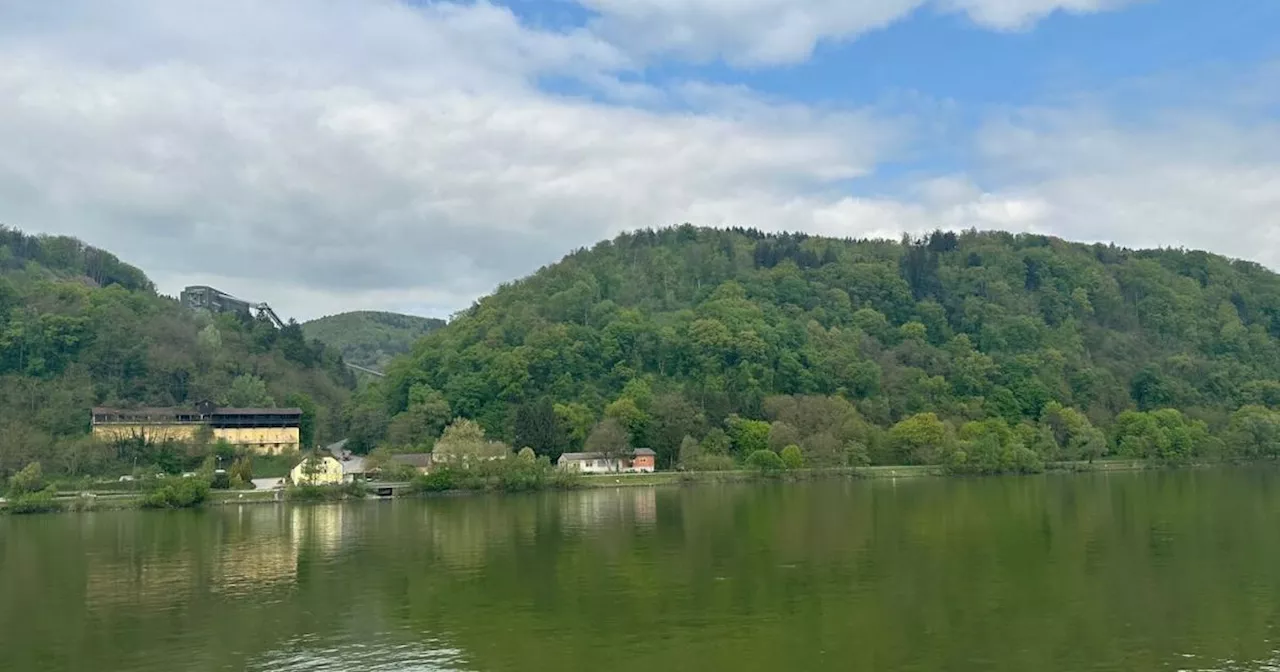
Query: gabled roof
[[390, 453, 433, 468], [558, 452, 604, 462], [339, 456, 367, 475], [558, 449, 654, 461]]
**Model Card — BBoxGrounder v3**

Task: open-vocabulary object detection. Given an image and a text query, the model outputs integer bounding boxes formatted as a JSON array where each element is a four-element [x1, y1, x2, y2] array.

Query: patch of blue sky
[[513, 0, 1278, 113]]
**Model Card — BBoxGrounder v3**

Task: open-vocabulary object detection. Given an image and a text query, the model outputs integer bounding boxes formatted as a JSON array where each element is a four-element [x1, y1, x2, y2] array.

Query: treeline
[[342, 225, 1280, 471], [0, 226, 356, 479]]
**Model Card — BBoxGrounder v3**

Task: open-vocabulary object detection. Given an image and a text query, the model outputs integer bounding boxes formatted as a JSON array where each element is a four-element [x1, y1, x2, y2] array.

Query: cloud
[[574, 0, 1138, 65], [0, 0, 901, 320], [944, 0, 1136, 30], [965, 103, 1280, 267], [0, 0, 1274, 325]]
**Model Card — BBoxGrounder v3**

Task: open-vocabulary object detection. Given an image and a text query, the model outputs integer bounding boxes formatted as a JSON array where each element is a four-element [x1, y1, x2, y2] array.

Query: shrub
[[286, 481, 367, 501], [141, 477, 211, 509], [746, 449, 785, 473], [140, 476, 208, 509], [8, 487, 63, 514], [780, 445, 804, 470], [414, 469, 456, 493], [8, 462, 45, 496], [412, 459, 580, 494], [380, 463, 420, 483], [210, 470, 232, 490], [229, 457, 253, 483]]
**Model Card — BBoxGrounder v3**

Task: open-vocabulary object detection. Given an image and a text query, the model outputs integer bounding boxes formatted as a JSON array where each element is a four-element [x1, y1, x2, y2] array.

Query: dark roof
[[632, 448, 657, 456], [212, 408, 302, 416], [390, 453, 433, 468], [93, 406, 199, 416], [92, 406, 300, 416]]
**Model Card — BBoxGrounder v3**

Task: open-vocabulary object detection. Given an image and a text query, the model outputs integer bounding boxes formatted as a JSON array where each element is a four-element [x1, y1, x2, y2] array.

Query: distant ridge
[[303, 311, 445, 370]]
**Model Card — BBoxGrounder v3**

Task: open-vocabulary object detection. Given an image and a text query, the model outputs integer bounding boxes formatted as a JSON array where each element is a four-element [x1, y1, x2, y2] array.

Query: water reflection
[[248, 632, 471, 672], [560, 486, 657, 530], [1184, 650, 1280, 672], [6, 471, 1280, 672]]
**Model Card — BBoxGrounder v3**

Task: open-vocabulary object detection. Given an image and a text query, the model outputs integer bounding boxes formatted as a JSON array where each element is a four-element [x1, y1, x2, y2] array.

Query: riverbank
[[577, 458, 1156, 488], [0, 458, 1208, 514]]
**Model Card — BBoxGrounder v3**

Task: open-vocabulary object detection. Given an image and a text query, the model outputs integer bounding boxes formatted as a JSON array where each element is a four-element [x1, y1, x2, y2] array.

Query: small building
[[180, 285, 252, 317], [389, 453, 433, 474], [91, 402, 302, 455], [558, 448, 657, 474], [631, 448, 656, 471], [327, 441, 368, 483], [290, 455, 344, 486]]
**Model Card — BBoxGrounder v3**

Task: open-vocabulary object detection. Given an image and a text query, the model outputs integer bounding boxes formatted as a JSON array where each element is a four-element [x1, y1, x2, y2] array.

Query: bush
[[141, 477, 211, 509], [411, 459, 580, 494], [8, 462, 45, 497], [746, 449, 785, 473], [229, 457, 253, 483], [780, 445, 804, 470], [8, 486, 63, 514], [414, 469, 456, 493], [210, 470, 232, 490], [286, 481, 368, 502], [380, 463, 420, 483]]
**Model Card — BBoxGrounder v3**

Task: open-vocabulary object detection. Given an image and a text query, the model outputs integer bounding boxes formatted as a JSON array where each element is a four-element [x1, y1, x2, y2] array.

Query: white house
[[558, 448, 656, 474]]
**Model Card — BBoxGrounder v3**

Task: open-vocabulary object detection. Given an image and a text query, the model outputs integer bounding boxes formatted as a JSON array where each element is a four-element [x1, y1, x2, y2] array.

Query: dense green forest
[[0, 226, 356, 480], [348, 226, 1280, 472], [303, 311, 445, 370]]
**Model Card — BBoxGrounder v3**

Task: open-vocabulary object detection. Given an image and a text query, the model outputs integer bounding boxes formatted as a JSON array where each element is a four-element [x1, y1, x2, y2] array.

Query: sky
[[0, 0, 1277, 321]]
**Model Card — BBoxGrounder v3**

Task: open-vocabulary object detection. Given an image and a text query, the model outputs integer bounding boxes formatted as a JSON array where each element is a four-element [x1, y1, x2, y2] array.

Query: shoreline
[[0, 458, 1202, 514]]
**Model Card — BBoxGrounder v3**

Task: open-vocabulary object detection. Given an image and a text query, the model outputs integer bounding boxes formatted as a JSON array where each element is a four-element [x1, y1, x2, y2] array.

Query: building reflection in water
[[85, 489, 662, 610], [213, 505, 298, 598], [559, 487, 658, 531], [85, 502, 369, 608]]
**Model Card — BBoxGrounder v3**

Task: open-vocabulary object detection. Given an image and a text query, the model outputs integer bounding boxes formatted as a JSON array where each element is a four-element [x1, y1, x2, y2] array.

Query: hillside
[[0, 226, 356, 478], [350, 226, 1280, 469], [303, 311, 445, 370]]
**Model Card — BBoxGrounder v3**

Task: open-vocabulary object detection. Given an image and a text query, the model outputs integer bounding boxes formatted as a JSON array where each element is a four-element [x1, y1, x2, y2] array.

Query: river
[[2, 468, 1280, 671]]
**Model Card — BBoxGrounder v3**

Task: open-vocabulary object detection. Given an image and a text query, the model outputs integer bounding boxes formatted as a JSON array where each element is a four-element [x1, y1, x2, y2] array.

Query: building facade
[[91, 402, 302, 455], [557, 448, 657, 474], [180, 285, 252, 317], [290, 455, 344, 486]]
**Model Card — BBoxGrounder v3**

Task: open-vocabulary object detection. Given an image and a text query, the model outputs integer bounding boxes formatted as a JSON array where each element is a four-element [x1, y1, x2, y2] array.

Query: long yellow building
[[91, 401, 302, 455]]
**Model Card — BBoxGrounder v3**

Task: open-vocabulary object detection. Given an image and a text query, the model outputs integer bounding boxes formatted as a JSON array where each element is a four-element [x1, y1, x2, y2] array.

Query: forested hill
[[354, 225, 1280, 469], [0, 226, 355, 477], [303, 311, 445, 370]]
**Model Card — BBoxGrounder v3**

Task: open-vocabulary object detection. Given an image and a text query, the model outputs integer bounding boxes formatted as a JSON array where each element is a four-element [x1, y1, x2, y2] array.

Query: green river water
[[3, 468, 1280, 671]]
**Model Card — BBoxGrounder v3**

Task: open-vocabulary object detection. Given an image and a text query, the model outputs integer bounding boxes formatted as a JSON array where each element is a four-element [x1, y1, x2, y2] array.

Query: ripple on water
[[247, 632, 471, 672]]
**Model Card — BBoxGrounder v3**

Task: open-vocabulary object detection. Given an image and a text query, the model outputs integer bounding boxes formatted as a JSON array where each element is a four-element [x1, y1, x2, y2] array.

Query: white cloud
[[944, 0, 1136, 30], [966, 106, 1280, 266], [0, 0, 1275, 325], [0, 0, 902, 320], [574, 0, 1138, 65]]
